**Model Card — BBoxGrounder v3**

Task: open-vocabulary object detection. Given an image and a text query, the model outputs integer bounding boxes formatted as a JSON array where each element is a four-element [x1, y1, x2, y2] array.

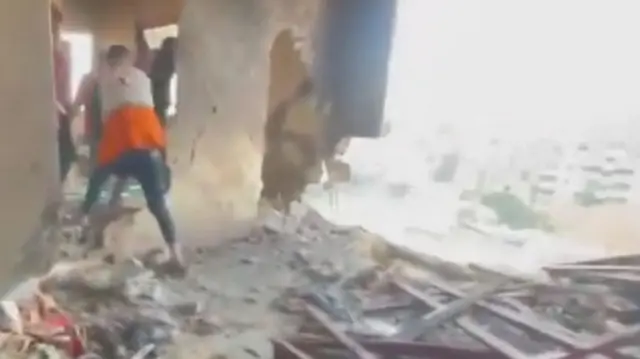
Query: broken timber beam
[[562, 254, 640, 267], [288, 337, 506, 359], [383, 242, 473, 279], [555, 271, 640, 284], [393, 279, 509, 340], [418, 275, 591, 349], [273, 339, 316, 359], [393, 279, 528, 359], [556, 324, 640, 359], [545, 265, 640, 274], [303, 303, 378, 359]]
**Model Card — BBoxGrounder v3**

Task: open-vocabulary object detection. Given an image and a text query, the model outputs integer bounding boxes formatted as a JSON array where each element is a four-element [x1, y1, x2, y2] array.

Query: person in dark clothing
[[57, 111, 76, 183], [82, 149, 172, 241], [79, 45, 180, 268], [72, 52, 104, 173], [149, 37, 177, 127], [51, 4, 76, 183], [131, 24, 176, 127]]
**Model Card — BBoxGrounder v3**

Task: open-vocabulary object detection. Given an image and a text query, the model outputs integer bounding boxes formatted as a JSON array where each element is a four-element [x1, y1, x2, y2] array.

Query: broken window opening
[[61, 32, 94, 103]]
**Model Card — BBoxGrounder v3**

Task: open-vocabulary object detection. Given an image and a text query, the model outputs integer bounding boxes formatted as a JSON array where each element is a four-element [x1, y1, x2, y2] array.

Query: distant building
[[533, 143, 636, 207]]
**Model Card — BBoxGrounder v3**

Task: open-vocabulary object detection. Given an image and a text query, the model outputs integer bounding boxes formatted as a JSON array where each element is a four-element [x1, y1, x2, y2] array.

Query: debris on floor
[[4, 207, 640, 358], [272, 243, 640, 359]]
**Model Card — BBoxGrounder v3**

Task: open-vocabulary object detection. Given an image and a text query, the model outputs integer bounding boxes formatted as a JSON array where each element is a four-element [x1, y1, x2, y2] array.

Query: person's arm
[[53, 46, 72, 115], [134, 23, 151, 73], [69, 74, 93, 119], [55, 101, 67, 116]]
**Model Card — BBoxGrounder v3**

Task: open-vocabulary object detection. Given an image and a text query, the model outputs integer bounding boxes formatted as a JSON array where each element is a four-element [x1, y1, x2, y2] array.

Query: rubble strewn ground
[[2, 205, 640, 358], [0, 207, 381, 358]]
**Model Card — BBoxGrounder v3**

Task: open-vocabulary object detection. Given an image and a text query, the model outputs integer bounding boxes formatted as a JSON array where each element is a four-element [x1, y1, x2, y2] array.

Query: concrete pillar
[[165, 0, 321, 242], [0, 1, 59, 289], [92, 0, 136, 51]]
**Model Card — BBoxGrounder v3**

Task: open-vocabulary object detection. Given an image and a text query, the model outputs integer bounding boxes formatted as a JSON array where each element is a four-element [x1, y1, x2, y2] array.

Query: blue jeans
[[82, 149, 176, 246]]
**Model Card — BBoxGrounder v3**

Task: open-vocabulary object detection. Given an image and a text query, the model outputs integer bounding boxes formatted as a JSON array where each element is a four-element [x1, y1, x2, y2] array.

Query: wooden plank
[[361, 297, 415, 314], [393, 280, 529, 359], [468, 264, 539, 283], [583, 272, 640, 283], [383, 242, 474, 279], [545, 265, 640, 274], [458, 317, 531, 359], [288, 337, 507, 359], [410, 275, 591, 349], [469, 264, 613, 297], [562, 254, 640, 267], [273, 339, 316, 359], [393, 279, 508, 340], [303, 303, 378, 359], [548, 270, 640, 286], [557, 324, 640, 359]]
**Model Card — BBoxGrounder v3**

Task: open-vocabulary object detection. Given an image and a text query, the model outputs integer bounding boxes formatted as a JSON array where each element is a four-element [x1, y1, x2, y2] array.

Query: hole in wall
[[260, 30, 324, 213]]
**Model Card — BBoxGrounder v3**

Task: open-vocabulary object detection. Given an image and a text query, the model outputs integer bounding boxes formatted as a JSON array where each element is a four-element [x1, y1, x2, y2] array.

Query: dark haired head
[[160, 37, 177, 53], [106, 45, 131, 67], [151, 37, 177, 79]]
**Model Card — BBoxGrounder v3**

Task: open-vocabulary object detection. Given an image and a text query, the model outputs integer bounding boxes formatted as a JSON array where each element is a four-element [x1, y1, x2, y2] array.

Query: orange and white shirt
[[99, 66, 154, 120], [97, 66, 165, 166]]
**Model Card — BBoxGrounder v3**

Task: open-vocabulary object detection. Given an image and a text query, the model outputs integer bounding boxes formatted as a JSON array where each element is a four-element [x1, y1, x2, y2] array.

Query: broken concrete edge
[[369, 238, 477, 280], [2, 199, 62, 296], [2, 207, 638, 359]]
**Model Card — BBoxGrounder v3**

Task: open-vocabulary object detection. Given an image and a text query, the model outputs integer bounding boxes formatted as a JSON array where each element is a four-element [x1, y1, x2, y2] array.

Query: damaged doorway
[[260, 30, 323, 212], [61, 32, 93, 101], [144, 24, 179, 121]]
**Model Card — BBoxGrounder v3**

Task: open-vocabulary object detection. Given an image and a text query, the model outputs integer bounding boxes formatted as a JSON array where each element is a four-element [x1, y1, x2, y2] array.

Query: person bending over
[[78, 44, 181, 267]]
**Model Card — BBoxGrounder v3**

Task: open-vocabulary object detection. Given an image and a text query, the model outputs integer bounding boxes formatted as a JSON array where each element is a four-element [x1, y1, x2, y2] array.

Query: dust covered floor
[[154, 209, 379, 336], [7, 203, 640, 358], [2, 206, 382, 358]]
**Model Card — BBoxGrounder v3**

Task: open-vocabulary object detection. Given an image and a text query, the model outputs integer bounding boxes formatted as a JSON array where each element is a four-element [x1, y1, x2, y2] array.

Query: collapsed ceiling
[[55, 0, 183, 30]]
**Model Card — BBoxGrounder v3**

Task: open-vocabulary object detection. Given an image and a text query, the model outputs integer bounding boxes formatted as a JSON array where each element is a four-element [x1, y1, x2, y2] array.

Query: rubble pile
[[272, 248, 640, 359], [0, 208, 381, 359], [0, 257, 192, 359], [3, 207, 640, 358]]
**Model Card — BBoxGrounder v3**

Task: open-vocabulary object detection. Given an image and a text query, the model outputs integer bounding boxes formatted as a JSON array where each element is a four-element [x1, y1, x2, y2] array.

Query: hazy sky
[[387, 0, 640, 138]]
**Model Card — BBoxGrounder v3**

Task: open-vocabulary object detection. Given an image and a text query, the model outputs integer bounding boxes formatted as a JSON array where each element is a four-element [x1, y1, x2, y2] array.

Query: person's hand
[[55, 101, 67, 116]]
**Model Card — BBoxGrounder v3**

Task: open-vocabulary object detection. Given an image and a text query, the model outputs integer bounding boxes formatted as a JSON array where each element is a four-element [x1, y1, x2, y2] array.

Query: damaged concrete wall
[[0, 1, 59, 289], [134, 0, 184, 29], [167, 0, 322, 240], [57, 0, 95, 31], [91, 0, 137, 50], [0, 0, 325, 288], [90, 0, 184, 50]]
